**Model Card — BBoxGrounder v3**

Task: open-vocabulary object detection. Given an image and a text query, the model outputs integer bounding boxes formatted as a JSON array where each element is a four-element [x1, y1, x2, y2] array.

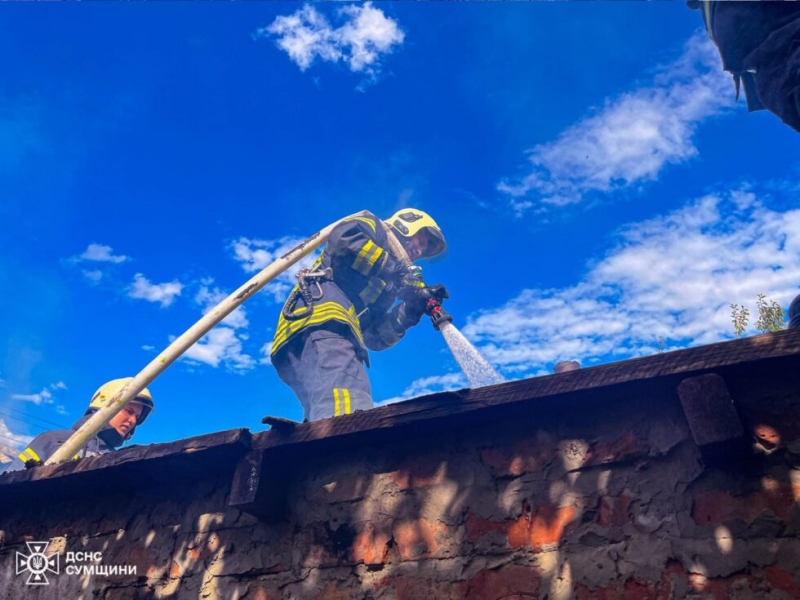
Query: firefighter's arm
[[15, 435, 50, 469], [15, 431, 80, 469], [327, 215, 406, 283], [363, 294, 428, 351]]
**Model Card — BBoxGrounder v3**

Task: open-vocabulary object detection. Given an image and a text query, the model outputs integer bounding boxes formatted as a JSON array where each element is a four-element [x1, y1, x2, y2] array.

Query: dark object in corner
[[689, 0, 800, 132]]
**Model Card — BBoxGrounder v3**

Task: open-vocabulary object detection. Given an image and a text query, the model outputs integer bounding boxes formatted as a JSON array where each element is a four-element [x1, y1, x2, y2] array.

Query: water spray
[[423, 288, 505, 388], [381, 224, 504, 389]]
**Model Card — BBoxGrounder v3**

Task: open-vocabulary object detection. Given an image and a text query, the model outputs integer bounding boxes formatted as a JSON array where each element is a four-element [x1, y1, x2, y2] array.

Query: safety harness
[[281, 266, 332, 321]]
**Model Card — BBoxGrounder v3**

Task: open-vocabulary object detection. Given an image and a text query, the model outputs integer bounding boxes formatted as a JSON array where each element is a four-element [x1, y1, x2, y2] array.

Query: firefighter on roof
[[271, 209, 447, 422], [11, 378, 154, 470]]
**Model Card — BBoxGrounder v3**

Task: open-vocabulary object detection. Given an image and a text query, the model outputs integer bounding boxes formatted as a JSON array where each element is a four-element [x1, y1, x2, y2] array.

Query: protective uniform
[[271, 209, 446, 422], [9, 378, 154, 470], [11, 415, 125, 470], [690, 1, 800, 132]]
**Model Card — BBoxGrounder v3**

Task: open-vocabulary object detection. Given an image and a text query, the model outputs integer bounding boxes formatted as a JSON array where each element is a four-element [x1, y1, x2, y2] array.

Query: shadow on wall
[[247, 390, 799, 599], [1, 373, 799, 599]]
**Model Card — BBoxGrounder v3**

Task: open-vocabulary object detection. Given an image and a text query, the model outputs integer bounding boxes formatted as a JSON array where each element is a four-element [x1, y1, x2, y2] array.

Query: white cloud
[[82, 269, 104, 282], [77, 243, 129, 264], [259, 341, 273, 365], [463, 188, 800, 375], [0, 418, 33, 448], [142, 345, 156, 352], [68, 244, 129, 280], [7, 380, 64, 406], [11, 387, 53, 405], [195, 281, 249, 329], [230, 236, 321, 303], [378, 373, 468, 406], [180, 327, 256, 372], [498, 34, 734, 210], [171, 280, 257, 374], [128, 273, 183, 308], [257, 2, 404, 79], [336, 3, 405, 73], [56, 405, 68, 416]]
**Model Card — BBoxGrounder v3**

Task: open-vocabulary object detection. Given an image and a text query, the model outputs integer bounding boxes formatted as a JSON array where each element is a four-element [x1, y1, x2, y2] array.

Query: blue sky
[[1, 3, 799, 452]]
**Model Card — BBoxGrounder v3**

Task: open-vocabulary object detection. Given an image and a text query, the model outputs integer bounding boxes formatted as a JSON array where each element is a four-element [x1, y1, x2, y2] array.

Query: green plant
[[755, 293, 786, 333], [730, 303, 749, 339], [731, 294, 786, 338]]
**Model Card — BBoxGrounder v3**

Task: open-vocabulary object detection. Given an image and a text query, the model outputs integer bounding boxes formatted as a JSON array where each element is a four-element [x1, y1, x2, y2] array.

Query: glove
[[396, 266, 426, 307], [393, 263, 423, 287], [23, 458, 43, 469], [395, 299, 426, 331], [393, 283, 450, 332], [426, 284, 449, 301]]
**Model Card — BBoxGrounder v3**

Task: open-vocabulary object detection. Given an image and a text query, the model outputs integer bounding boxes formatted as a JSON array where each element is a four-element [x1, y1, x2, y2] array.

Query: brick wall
[[1, 373, 799, 599]]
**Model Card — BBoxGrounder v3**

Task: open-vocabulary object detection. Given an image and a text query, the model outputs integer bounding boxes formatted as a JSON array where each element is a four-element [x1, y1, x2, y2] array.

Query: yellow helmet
[[385, 208, 447, 261], [87, 378, 154, 425]]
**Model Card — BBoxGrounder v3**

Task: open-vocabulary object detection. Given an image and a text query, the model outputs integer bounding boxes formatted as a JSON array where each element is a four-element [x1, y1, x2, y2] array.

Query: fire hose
[[46, 212, 371, 465]]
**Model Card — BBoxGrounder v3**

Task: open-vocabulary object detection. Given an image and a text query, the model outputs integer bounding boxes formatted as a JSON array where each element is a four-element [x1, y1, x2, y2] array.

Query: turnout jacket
[[271, 212, 412, 364], [9, 414, 123, 471]]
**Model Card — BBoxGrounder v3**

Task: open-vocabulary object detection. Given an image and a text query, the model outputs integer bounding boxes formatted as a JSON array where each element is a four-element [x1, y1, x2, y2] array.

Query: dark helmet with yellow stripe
[[385, 209, 447, 261]]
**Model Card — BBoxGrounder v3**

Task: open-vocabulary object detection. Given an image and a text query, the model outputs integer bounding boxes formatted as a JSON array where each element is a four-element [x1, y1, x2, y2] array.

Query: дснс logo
[[16, 541, 60, 585]]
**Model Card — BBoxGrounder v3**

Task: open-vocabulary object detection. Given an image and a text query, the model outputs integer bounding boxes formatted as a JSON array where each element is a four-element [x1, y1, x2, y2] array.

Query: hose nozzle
[[426, 297, 453, 331]]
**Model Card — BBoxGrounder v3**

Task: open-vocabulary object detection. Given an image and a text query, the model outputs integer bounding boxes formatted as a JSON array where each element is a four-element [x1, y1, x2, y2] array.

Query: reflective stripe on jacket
[[7, 414, 119, 472], [271, 212, 409, 362]]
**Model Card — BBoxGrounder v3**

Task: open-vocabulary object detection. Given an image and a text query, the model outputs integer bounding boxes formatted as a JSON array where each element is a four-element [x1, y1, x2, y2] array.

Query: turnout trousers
[[273, 329, 374, 422]]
